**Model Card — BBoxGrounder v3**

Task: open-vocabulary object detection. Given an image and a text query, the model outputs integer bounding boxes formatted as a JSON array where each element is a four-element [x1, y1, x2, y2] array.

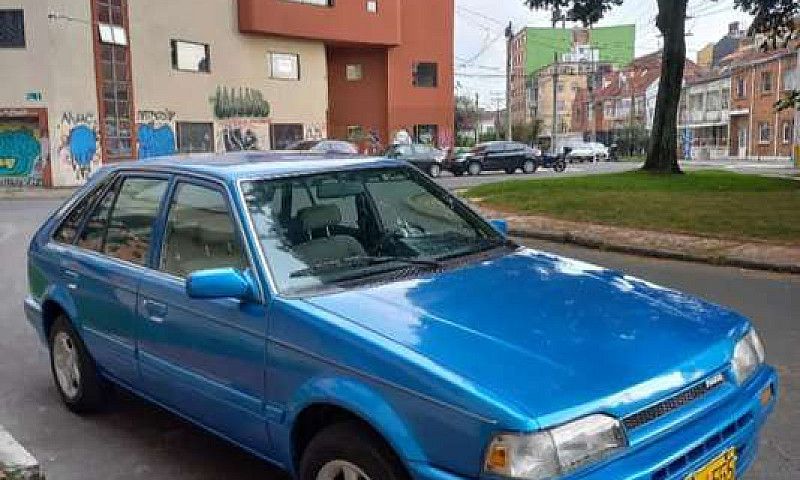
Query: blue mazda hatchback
[[26, 153, 776, 480]]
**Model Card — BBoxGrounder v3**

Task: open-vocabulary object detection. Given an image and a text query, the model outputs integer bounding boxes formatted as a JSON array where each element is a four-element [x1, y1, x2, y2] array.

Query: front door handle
[[142, 298, 168, 322]]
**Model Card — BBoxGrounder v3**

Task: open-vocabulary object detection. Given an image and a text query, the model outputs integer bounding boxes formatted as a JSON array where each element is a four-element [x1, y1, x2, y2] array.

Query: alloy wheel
[[316, 460, 373, 480], [53, 331, 81, 399]]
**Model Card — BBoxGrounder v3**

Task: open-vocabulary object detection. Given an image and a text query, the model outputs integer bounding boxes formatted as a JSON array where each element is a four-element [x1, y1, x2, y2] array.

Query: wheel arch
[[286, 378, 427, 476], [40, 285, 79, 340]]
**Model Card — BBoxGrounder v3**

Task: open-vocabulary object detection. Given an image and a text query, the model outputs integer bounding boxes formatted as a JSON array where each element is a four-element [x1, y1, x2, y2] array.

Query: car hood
[[304, 248, 747, 427]]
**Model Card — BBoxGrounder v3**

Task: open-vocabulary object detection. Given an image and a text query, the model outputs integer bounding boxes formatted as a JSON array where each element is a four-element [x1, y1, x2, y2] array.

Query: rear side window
[[77, 180, 121, 252], [160, 183, 246, 278], [104, 178, 169, 266], [53, 179, 112, 244]]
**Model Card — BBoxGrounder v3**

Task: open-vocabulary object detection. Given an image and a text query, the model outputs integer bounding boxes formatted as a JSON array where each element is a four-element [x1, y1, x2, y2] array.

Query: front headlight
[[731, 328, 765, 384], [484, 415, 626, 479]]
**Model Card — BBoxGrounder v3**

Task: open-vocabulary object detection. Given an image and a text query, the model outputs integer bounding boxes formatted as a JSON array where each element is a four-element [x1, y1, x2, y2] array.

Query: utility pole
[[589, 52, 597, 144], [505, 21, 513, 141], [551, 52, 560, 154], [474, 92, 480, 144], [628, 71, 635, 156]]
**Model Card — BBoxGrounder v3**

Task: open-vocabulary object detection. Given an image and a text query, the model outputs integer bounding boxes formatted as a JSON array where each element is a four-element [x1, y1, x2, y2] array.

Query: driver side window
[[160, 182, 247, 278]]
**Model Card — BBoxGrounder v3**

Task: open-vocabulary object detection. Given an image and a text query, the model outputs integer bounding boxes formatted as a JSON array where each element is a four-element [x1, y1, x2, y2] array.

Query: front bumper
[[408, 366, 777, 480]]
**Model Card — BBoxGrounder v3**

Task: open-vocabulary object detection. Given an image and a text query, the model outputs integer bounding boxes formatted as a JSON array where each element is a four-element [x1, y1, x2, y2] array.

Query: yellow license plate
[[685, 448, 737, 480]]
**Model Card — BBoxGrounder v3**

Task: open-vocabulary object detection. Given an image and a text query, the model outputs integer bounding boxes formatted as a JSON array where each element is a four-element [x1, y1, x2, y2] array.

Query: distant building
[[510, 25, 634, 128], [726, 47, 797, 160], [0, 0, 454, 187], [679, 73, 733, 160], [571, 51, 702, 146]]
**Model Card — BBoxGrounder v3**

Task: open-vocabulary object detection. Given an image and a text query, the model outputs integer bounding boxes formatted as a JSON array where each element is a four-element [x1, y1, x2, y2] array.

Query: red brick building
[[726, 47, 796, 160]]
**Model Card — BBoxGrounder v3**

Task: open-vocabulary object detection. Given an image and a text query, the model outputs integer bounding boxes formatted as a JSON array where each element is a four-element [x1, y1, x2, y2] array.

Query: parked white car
[[566, 142, 608, 162]]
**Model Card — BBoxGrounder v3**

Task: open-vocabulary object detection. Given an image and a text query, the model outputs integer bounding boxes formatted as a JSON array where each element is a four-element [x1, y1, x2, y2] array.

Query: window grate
[[0, 9, 25, 48]]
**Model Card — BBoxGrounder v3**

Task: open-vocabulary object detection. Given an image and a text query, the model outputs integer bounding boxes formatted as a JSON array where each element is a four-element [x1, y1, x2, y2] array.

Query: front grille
[[623, 374, 725, 431], [651, 412, 753, 480]]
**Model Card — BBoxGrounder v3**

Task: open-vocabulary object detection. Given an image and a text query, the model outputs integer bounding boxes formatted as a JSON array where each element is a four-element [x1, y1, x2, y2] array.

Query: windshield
[[241, 167, 507, 295]]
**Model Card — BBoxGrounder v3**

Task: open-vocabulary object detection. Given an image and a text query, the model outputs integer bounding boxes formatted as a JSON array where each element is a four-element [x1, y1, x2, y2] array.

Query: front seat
[[294, 204, 365, 264]]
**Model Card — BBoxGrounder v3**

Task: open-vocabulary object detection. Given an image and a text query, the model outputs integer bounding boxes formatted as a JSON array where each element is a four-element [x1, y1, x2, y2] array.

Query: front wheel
[[428, 163, 442, 178], [522, 159, 538, 174], [468, 162, 482, 176], [300, 423, 408, 480], [49, 316, 108, 413], [553, 160, 567, 173]]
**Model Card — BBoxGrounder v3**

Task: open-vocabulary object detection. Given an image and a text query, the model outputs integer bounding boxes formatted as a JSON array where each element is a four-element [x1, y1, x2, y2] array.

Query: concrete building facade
[[0, 0, 454, 187]]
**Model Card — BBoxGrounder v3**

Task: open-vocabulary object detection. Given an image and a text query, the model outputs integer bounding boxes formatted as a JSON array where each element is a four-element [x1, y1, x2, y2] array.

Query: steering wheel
[[370, 222, 427, 255]]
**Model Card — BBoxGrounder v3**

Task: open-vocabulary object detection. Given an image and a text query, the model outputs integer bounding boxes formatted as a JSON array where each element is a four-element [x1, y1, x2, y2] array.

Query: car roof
[[103, 152, 405, 183]]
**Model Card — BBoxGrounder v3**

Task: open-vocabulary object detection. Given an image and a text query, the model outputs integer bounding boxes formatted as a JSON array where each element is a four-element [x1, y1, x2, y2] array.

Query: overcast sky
[[455, 0, 754, 109]]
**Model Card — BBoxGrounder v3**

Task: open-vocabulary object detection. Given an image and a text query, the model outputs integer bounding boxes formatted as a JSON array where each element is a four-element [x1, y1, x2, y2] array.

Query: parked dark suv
[[448, 141, 538, 176]]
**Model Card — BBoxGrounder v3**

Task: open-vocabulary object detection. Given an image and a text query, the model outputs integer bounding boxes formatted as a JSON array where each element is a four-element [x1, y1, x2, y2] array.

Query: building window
[[412, 62, 438, 88], [760, 71, 773, 93], [366, 0, 378, 13], [285, 0, 333, 5], [346, 64, 363, 81], [0, 9, 25, 48], [270, 123, 303, 150], [721, 88, 730, 109], [758, 123, 771, 144], [94, 0, 134, 159], [171, 40, 210, 73], [783, 69, 797, 91], [347, 125, 364, 140], [557, 100, 566, 112], [736, 76, 746, 98], [270, 52, 300, 80], [414, 124, 438, 145], [177, 122, 214, 153], [783, 121, 794, 144]]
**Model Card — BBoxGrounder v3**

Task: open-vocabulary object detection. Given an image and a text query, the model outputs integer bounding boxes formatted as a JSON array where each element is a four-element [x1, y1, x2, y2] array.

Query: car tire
[[428, 164, 442, 178], [505, 168, 516, 174], [522, 159, 537, 174], [49, 316, 108, 413], [453, 170, 464, 177], [553, 161, 567, 173], [299, 422, 409, 480], [468, 162, 482, 176]]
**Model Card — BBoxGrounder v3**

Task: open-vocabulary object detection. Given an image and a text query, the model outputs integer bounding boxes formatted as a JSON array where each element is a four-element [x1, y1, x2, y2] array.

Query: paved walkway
[[479, 206, 800, 274]]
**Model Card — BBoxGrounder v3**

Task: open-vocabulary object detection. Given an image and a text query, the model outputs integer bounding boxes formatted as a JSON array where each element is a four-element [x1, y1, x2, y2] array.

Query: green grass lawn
[[465, 170, 800, 245]]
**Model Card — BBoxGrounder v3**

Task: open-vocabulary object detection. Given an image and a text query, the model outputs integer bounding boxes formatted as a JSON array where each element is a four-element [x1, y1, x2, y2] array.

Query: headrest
[[297, 204, 342, 231]]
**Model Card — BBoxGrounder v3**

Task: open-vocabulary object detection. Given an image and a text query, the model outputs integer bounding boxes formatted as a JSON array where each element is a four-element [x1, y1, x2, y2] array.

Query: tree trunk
[[643, 0, 688, 174]]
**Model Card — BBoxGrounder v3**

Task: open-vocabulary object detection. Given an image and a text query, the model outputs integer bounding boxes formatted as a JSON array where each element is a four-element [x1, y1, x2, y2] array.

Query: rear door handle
[[142, 299, 168, 322], [63, 269, 79, 290]]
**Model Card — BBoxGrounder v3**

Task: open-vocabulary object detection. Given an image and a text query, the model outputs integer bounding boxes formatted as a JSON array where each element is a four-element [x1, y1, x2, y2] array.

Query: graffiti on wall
[[0, 127, 45, 186], [57, 112, 100, 182], [138, 124, 176, 158], [137, 108, 176, 159], [305, 123, 325, 141], [217, 118, 271, 152], [211, 86, 270, 119]]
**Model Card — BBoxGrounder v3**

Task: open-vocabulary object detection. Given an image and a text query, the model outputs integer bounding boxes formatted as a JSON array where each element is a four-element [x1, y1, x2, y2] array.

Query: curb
[[0, 427, 43, 480], [509, 228, 800, 275], [0, 189, 75, 201]]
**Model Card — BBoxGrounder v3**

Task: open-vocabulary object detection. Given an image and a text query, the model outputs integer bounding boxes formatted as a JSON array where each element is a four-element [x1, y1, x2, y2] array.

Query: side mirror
[[489, 219, 508, 236], [186, 268, 255, 301]]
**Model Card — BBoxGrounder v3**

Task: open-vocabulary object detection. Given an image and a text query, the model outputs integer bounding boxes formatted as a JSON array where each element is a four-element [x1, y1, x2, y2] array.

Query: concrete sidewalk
[[1, 426, 43, 479], [479, 207, 800, 274], [0, 188, 75, 201]]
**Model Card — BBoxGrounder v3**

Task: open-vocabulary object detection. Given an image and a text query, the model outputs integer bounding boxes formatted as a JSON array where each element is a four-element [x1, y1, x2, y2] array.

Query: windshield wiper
[[290, 255, 443, 278]]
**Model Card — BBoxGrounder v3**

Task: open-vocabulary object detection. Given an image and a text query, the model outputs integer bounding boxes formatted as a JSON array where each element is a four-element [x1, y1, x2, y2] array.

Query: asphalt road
[[434, 159, 799, 191], [0, 199, 797, 480]]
